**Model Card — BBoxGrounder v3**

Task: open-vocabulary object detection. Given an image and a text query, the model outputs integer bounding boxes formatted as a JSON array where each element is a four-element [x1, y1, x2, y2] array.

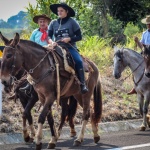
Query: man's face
[[38, 18, 48, 29], [146, 24, 150, 30]]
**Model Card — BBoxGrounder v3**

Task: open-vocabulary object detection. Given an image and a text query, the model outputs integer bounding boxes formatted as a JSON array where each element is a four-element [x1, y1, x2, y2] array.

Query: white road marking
[[109, 143, 150, 150]]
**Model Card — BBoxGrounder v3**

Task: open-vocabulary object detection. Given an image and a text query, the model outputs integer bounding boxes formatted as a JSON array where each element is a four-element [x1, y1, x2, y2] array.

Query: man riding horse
[[128, 15, 150, 95]]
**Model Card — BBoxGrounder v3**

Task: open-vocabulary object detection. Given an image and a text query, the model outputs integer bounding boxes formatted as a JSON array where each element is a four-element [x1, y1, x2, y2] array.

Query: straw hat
[[33, 14, 51, 24], [50, 3, 75, 17], [141, 15, 150, 24]]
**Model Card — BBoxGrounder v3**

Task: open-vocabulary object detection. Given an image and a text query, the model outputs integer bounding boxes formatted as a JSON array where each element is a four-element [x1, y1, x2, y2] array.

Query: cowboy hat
[[141, 15, 150, 24], [33, 14, 51, 24], [50, 3, 75, 17]]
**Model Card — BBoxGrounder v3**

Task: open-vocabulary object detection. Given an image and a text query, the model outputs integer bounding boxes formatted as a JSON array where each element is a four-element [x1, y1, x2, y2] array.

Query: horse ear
[[114, 45, 119, 53], [10, 33, 20, 47], [0, 32, 9, 45]]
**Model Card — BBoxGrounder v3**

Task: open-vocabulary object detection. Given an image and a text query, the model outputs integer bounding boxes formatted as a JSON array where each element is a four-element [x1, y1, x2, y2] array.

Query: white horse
[[113, 46, 150, 131]]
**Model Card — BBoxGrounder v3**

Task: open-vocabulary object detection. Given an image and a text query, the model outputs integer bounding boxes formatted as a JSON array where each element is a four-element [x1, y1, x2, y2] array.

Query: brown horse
[[0, 32, 102, 150], [142, 45, 150, 78]]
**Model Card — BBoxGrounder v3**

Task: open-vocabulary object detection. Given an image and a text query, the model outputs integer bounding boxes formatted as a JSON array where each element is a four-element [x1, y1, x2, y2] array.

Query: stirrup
[[80, 84, 88, 94]]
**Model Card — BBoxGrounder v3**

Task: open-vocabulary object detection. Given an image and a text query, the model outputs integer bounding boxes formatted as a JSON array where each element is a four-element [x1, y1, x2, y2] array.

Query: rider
[[30, 14, 51, 46], [48, 3, 88, 94], [128, 15, 150, 95], [19, 14, 51, 92]]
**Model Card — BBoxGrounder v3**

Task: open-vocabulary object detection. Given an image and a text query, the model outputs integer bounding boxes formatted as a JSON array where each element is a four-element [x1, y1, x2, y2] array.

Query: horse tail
[[92, 76, 102, 125], [66, 96, 77, 122]]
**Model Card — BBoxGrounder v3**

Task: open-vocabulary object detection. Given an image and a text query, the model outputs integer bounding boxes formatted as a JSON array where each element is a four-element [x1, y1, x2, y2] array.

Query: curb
[[0, 119, 143, 145]]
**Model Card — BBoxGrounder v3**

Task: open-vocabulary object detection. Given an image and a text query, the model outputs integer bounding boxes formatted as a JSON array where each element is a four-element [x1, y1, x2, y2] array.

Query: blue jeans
[[68, 47, 83, 70]]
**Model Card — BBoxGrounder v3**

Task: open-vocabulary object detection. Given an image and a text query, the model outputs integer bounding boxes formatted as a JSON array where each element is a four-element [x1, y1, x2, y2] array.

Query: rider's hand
[[61, 37, 71, 43], [134, 36, 139, 43], [51, 42, 57, 47]]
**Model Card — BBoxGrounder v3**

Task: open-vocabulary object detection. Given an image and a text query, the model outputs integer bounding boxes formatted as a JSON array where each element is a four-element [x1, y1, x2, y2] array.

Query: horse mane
[[124, 48, 143, 59], [19, 39, 47, 51]]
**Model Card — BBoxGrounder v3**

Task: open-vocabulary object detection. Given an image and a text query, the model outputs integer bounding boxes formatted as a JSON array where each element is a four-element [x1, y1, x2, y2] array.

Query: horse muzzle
[[113, 72, 121, 79], [145, 72, 150, 78]]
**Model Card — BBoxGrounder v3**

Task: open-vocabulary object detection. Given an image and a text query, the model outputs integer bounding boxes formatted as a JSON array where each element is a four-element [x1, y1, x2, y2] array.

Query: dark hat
[[50, 3, 75, 17], [33, 14, 51, 24]]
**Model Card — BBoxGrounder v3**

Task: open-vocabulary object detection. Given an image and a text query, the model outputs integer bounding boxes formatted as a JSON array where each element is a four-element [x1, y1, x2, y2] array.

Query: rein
[[120, 58, 144, 85]]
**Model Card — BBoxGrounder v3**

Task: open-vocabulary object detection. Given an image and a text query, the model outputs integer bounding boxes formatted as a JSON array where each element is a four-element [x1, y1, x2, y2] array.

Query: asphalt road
[[0, 129, 150, 150]]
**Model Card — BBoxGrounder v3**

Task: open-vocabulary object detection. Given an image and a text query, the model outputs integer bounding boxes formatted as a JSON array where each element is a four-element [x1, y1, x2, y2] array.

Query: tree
[[106, 0, 150, 26]]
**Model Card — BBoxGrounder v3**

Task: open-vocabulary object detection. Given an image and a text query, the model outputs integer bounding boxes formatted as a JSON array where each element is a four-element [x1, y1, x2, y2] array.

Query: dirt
[[0, 69, 142, 134]]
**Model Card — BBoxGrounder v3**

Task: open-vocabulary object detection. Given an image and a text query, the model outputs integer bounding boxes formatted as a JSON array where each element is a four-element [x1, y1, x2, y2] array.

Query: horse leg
[[140, 94, 150, 131], [24, 94, 38, 142], [73, 94, 91, 146], [90, 79, 102, 143], [137, 94, 145, 131], [68, 96, 77, 137], [57, 97, 69, 138], [19, 96, 31, 143], [35, 99, 56, 150], [47, 109, 58, 149]]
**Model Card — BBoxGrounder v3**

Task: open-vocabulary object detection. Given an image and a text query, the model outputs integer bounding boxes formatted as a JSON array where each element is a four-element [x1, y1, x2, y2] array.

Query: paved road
[[0, 129, 150, 150]]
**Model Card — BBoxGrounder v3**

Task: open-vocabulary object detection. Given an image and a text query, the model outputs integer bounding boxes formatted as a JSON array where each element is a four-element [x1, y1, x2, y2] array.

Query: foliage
[[124, 23, 140, 37], [106, 0, 150, 26], [78, 36, 113, 72]]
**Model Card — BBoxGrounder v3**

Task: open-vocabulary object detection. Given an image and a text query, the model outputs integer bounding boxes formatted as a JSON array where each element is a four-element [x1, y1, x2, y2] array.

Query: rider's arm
[[70, 29, 82, 42]]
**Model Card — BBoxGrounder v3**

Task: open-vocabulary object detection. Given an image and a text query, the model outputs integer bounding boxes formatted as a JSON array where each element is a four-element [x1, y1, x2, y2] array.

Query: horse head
[[113, 46, 126, 79], [0, 32, 23, 88], [142, 45, 150, 78]]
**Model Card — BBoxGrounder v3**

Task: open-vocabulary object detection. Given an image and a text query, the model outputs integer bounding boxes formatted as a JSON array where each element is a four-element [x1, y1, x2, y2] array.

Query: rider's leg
[[68, 47, 88, 94]]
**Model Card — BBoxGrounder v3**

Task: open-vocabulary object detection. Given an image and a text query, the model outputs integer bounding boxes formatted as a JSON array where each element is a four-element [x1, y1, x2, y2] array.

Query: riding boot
[[19, 83, 31, 93], [77, 68, 88, 94], [127, 88, 137, 95]]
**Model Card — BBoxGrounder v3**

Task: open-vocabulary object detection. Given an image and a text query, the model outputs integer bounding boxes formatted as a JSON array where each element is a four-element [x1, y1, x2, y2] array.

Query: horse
[[0, 32, 102, 150], [0, 62, 78, 142], [113, 46, 150, 131]]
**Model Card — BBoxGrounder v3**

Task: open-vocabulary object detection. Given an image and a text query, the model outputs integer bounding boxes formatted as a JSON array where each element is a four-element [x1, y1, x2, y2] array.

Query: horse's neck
[[21, 43, 52, 79], [124, 51, 144, 80]]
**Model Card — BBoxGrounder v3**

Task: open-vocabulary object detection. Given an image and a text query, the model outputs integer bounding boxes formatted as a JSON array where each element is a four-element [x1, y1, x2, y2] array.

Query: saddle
[[54, 45, 91, 74]]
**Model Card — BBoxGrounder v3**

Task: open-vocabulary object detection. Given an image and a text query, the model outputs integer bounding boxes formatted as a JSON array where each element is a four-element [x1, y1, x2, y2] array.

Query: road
[[0, 129, 150, 150]]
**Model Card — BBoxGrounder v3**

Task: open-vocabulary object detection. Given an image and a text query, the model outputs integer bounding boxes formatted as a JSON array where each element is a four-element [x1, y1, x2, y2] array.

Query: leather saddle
[[54, 46, 90, 73]]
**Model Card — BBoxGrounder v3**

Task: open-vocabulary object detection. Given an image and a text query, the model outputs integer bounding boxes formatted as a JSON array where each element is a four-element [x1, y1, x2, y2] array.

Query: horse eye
[[6, 53, 13, 59]]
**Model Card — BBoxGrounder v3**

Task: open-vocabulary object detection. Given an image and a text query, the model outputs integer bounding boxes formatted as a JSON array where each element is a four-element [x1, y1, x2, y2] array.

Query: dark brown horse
[[142, 45, 150, 78], [0, 32, 102, 150]]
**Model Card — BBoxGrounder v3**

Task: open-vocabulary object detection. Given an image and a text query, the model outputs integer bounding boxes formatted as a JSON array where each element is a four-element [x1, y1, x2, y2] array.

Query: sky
[[0, 0, 37, 21]]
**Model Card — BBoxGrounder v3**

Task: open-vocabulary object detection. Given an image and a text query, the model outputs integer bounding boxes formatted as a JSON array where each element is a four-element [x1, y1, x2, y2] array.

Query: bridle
[[115, 49, 144, 84], [4, 45, 55, 86], [4, 45, 18, 85]]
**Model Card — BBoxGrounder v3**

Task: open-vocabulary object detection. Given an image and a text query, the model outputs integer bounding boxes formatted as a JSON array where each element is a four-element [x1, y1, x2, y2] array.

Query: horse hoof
[[140, 126, 146, 131], [47, 143, 56, 149], [35, 143, 42, 150], [70, 131, 76, 137], [24, 135, 30, 142], [94, 136, 100, 143], [73, 140, 81, 146], [28, 137, 34, 143]]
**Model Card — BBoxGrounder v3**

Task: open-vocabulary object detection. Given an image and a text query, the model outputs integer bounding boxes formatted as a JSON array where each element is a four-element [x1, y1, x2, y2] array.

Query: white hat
[[141, 15, 150, 24]]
